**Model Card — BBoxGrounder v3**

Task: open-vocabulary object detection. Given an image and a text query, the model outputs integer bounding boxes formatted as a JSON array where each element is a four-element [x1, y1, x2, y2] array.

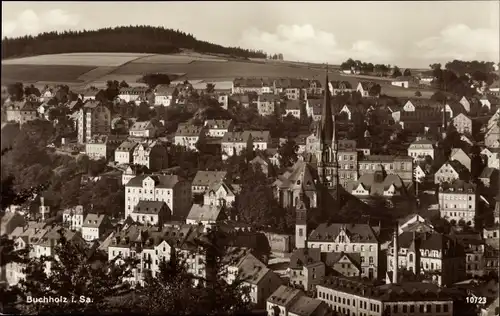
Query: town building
[[387, 230, 466, 286], [77, 101, 111, 144], [288, 248, 325, 292], [305, 223, 381, 280], [221, 131, 251, 160], [438, 180, 477, 226], [358, 155, 413, 184], [284, 100, 302, 119], [434, 160, 469, 184], [114, 140, 138, 165], [481, 147, 500, 169], [191, 170, 228, 195], [407, 138, 435, 161], [174, 124, 205, 152], [246, 130, 272, 152], [316, 277, 453, 316], [186, 204, 225, 227], [62, 205, 85, 231], [328, 81, 353, 96], [132, 141, 167, 172], [288, 296, 332, 316], [131, 200, 171, 226], [225, 251, 282, 308], [203, 119, 234, 138], [82, 213, 112, 242], [257, 93, 280, 116], [124, 174, 192, 220], [203, 181, 238, 207], [129, 121, 157, 138], [266, 285, 304, 316], [118, 87, 148, 103], [452, 113, 473, 134], [450, 148, 472, 171], [391, 76, 419, 88], [5, 100, 38, 125], [85, 134, 124, 160], [356, 81, 379, 98], [485, 123, 500, 148], [154, 85, 177, 106]]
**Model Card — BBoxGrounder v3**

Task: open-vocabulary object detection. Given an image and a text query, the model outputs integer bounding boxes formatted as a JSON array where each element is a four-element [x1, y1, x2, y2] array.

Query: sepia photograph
[[0, 1, 499, 315]]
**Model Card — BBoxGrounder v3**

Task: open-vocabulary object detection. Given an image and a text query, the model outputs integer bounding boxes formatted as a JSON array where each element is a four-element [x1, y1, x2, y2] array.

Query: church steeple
[[320, 64, 334, 145]]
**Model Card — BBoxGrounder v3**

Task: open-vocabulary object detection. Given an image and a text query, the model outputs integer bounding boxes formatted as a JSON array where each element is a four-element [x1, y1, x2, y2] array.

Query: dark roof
[[323, 251, 361, 270], [175, 124, 203, 137], [285, 100, 301, 110], [308, 223, 378, 243], [288, 296, 325, 316], [267, 285, 303, 306], [192, 171, 227, 187], [289, 248, 322, 269], [133, 200, 168, 214], [258, 93, 280, 102], [126, 174, 183, 188], [204, 119, 232, 130], [83, 213, 108, 228], [439, 180, 476, 193], [319, 276, 454, 302], [390, 231, 464, 256], [330, 81, 353, 90], [360, 155, 412, 162]]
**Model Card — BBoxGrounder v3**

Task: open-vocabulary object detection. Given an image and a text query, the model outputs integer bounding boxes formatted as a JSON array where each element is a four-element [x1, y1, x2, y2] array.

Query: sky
[[2, 1, 499, 68]]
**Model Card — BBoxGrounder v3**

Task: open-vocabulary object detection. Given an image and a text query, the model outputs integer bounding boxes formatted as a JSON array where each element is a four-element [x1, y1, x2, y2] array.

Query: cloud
[[2, 9, 80, 38], [238, 24, 393, 64], [415, 24, 499, 62]]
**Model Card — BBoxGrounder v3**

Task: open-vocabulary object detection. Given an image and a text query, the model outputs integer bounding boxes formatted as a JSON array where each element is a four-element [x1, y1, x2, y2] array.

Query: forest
[[1, 25, 267, 59]]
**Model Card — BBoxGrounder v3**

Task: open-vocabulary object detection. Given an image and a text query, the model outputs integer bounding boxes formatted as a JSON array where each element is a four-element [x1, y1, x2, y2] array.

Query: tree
[[17, 228, 135, 314], [141, 73, 171, 89], [105, 80, 120, 101], [119, 80, 130, 88], [392, 66, 402, 78], [368, 84, 382, 97], [415, 91, 422, 97], [403, 69, 412, 77], [23, 84, 41, 97], [278, 139, 298, 168], [206, 83, 215, 93], [136, 102, 151, 121], [7, 82, 23, 101]]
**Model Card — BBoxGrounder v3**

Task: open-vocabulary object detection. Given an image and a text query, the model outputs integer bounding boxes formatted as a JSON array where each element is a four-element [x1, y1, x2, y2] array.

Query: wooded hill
[[1, 25, 267, 59]]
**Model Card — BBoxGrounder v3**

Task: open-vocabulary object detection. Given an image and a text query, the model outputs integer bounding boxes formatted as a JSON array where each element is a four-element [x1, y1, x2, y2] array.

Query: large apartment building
[[358, 155, 413, 184], [77, 101, 111, 144], [438, 180, 477, 226], [125, 174, 192, 220]]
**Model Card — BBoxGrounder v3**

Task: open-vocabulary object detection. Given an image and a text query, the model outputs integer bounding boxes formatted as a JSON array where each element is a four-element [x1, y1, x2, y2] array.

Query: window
[[403, 305, 407, 313], [410, 305, 414, 313], [409, 253, 413, 262], [426, 304, 432, 313], [393, 305, 398, 313], [369, 257, 373, 264], [436, 305, 441, 313], [299, 229, 303, 237]]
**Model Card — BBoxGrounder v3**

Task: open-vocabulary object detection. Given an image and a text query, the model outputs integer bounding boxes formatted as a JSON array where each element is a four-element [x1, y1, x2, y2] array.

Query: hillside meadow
[[1, 52, 433, 98]]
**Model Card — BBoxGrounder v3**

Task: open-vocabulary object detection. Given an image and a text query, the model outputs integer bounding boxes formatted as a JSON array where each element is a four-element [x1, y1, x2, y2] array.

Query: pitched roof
[[221, 131, 249, 143], [348, 173, 406, 196], [116, 140, 138, 152], [244, 130, 271, 142], [267, 285, 303, 306], [186, 204, 223, 222], [175, 124, 203, 137], [126, 174, 183, 188], [330, 81, 353, 90], [83, 213, 107, 228], [480, 167, 497, 179], [130, 121, 154, 131], [192, 170, 227, 187], [285, 100, 301, 110], [155, 85, 176, 95], [133, 200, 168, 214], [288, 296, 325, 316], [204, 119, 232, 130], [324, 252, 362, 270], [289, 248, 322, 269], [6, 100, 38, 111], [258, 93, 280, 102], [308, 223, 379, 243], [236, 253, 271, 285], [409, 138, 434, 146]]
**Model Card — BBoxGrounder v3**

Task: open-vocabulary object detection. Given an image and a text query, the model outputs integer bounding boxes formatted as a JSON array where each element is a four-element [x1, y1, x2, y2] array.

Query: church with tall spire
[[315, 65, 340, 192]]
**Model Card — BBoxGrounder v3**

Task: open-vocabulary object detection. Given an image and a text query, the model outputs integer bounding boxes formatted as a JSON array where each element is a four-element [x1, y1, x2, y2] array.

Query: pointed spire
[[320, 64, 333, 145]]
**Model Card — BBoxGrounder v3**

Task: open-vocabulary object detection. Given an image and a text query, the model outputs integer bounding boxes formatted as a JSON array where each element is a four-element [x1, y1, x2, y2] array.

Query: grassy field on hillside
[[2, 64, 96, 83]]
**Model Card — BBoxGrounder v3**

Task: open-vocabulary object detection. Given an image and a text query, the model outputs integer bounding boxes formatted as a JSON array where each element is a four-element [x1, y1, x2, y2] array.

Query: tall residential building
[[77, 101, 111, 144], [438, 180, 477, 226], [124, 174, 192, 220]]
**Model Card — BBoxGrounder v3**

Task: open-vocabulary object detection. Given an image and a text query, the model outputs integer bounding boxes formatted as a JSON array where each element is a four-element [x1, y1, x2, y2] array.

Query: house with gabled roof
[[391, 76, 419, 89], [452, 113, 473, 135], [5, 100, 39, 125], [132, 200, 171, 227], [407, 137, 435, 161], [328, 80, 353, 96], [245, 130, 272, 152], [306, 223, 380, 279], [450, 148, 471, 171], [129, 120, 157, 138], [154, 85, 177, 106], [323, 251, 362, 278], [203, 180, 238, 207], [347, 170, 409, 202], [438, 180, 477, 226], [132, 140, 167, 172], [186, 204, 225, 228], [339, 104, 364, 122], [191, 170, 228, 195], [288, 293, 331, 316], [203, 119, 234, 138], [288, 248, 325, 291], [485, 122, 500, 148], [85, 134, 125, 160], [266, 285, 305, 316], [221, 131, 252, 160], [114, 140, 138, 165], [435, 160, 470, 184], [481, 147, 500, 169], [82, 213, 112, 241], [356, 81, 380, 98], [283, 100, 302, 119], [174, 123, 205, 151], [249, 154, 272, 177], [257, 93, 280, 116]]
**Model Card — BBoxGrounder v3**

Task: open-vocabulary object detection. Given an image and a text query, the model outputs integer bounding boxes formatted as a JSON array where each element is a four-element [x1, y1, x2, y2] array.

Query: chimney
[[40, 197, 45, 206], [393, 224, 399, 284]]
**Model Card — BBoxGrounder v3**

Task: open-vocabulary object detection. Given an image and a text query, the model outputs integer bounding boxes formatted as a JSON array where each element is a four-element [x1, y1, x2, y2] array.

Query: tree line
[[2, 26, 267, 59]]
